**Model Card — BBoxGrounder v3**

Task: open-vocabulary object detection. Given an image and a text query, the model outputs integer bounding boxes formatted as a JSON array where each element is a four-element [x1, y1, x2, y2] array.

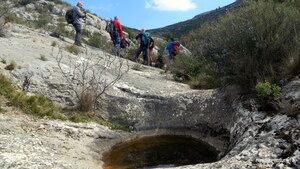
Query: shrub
[[127, 46, 139, 60], [255, 81, 281, 99], [40, 54, 47, 61], [0, 74, 130, 130], [51, 41, 57, 47], [188, 73, 217, 89], [0, 74, 63, 119], [54, 22, 72, 38], [87, 33, 112, 52], [0, 74, 15, 97], [81, 29, 92, 38], [285, 48, 300, 76], [1, 58, 6, 64], [131, 64, 143, 71], [88, 33, 103, 48], [5, 61, 17, 70], [79, 91, 95, 112], [65, 45, 81, 55], [182, 0, 300, 89], [50, 0, 70, 7], [19, 0, 38, 6], [34, 13, 52, 29], [4, 13, 27, 25]]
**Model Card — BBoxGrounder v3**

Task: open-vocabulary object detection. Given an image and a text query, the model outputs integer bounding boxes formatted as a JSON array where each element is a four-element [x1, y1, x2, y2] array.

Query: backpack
[[65, 8, 74, 24], [120, 40, 128, 49], [172, 41, 180, 55], [106, 20, 116, 34], [141, 32, 151, 45]]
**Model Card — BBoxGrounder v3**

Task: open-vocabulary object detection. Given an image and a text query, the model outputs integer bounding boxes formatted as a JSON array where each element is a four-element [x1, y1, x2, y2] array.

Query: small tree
[[53, 47, 129, 112]]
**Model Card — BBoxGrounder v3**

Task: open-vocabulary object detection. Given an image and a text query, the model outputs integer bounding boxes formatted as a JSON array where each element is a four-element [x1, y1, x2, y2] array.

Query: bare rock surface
[[0, 102, 130, 169]]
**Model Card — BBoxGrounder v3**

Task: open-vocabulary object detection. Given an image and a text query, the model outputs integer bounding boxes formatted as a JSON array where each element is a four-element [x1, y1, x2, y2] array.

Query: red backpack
[[173, 41, 180, 55]]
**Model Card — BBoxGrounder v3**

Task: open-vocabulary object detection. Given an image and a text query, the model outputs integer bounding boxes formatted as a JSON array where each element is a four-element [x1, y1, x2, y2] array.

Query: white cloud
[[145, 0, 197, 11]]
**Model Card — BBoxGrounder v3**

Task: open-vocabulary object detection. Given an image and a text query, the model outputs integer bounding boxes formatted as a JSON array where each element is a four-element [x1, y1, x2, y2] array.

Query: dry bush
[[131, 64, 144, 71], [79, 90, 95, 112], [65, 45, 82, 55], [53, 47, 129, 112]]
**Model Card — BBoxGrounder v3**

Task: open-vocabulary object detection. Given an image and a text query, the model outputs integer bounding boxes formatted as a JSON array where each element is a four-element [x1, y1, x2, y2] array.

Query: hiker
[[166, 38, 175, 59], [131, 29, 151, 65], [71, 2, 87, 47], [120, 36, 130, 50], [111, 16, 123, 56], [120, 36, 130, 57], [149, 37, 155, 66]]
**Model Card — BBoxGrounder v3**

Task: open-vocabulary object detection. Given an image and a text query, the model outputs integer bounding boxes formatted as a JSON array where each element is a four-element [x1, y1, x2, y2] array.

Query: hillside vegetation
[[149, 0, 244, 38], [169, 0, 300, 90]]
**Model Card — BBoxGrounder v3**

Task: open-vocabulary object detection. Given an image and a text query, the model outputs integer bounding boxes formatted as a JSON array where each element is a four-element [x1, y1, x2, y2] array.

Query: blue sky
[[64, 0, 236, 30]]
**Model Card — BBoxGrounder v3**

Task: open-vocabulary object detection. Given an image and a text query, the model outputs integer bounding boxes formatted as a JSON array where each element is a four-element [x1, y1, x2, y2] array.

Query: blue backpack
[[141, 32, 151, 45]]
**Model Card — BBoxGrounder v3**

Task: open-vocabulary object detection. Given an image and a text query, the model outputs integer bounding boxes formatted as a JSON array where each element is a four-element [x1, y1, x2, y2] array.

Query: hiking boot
[[74, 42, 83, 47]]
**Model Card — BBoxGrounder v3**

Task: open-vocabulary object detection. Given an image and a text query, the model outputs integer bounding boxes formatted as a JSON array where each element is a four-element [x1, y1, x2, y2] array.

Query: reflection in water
[[103, 135, 219, 169]]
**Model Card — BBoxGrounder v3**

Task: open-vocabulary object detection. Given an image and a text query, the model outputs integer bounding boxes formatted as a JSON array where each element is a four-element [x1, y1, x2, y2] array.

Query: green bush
[[51, 41, 57, 47], [19, 0, 38, 6], [285, 48, 300, 76], [54, 22, 72, 38], [0, 74, 130, 131], [5, 61, 17, 71], [65, 45, 81, 55], [50, 0, 70, 7], [127, 46, 139, 60], [182, 0, 300, 89], [81, 29, 92, 38], [4, 13, 27, 25], [0, 74, 63, 119], [255, 81, 281, 99], [34, 13, 52, 29], [88, 33, 103, 48], [0, 74, 15, 97], [40, 54, 47, 61], [87, 33, 113, 52]]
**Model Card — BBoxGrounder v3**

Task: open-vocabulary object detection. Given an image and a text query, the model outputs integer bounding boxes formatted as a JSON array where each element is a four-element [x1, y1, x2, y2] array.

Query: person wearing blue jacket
[[72, 2, 87, 47], [166, 38, 175, 59]]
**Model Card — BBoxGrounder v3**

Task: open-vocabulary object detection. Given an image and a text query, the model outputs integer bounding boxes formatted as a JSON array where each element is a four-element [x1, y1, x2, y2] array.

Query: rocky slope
[[0, 21, 299, 169]]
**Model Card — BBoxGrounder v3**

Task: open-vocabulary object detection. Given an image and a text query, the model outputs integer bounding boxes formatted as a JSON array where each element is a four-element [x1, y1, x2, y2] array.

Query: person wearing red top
[[111, 16, 123, 56], [113, 16, 123, 39]]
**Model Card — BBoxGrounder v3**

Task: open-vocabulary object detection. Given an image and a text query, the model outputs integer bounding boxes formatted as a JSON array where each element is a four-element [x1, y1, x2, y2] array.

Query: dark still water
[[102, 135, 219, 169]]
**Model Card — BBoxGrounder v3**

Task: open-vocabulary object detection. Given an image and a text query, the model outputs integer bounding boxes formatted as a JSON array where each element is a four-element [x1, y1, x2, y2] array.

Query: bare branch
[[52, 46, 129, 111]]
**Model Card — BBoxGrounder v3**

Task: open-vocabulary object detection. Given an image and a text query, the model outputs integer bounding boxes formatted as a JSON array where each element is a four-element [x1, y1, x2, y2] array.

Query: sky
[[63, 0, 236, 30]]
